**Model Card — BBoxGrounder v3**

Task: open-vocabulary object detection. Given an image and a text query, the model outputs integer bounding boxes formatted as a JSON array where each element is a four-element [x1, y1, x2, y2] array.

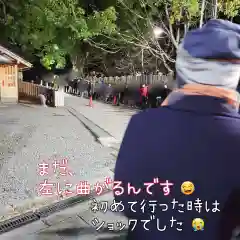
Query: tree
[[218, 0, 240, 18], [1, 0, 240, 77], [95, 0, 240, 73], [1, 0, 117, 73], [88, 0, 200, 73]]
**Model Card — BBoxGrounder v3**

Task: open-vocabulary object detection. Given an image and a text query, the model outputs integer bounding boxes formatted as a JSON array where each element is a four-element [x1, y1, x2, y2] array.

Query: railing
[[18, 81, 41, 98], [18, 81, 50, 104]]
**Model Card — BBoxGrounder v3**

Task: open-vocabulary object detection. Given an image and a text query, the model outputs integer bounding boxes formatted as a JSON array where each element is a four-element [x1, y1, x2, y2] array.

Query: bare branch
[[164, 5, 178, 49], [86, 39, 120, 53]]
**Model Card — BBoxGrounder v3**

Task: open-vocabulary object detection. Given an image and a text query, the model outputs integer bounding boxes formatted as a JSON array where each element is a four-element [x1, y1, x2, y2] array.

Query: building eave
[[0, 45, 32, 68]]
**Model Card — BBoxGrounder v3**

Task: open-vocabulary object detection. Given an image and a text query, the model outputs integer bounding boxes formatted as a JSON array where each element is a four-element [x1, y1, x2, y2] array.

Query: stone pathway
[[65, 96, 138, 142]]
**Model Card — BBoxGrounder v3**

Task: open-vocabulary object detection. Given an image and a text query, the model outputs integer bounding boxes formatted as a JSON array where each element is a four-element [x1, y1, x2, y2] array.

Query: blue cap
[[183, 19, 240, 60], [176, 19, 240, 89]]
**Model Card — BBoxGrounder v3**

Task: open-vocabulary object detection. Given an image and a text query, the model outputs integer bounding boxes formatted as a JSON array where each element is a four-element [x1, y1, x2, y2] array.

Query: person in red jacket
[[139, 84, 148, 109]]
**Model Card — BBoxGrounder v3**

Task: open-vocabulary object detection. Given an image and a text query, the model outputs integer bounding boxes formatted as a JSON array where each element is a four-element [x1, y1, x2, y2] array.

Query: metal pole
[[141, 48, 144, 72], [155, 57, 157, 72], [212, 0, 217, 18], [199, 0, 206, 27]]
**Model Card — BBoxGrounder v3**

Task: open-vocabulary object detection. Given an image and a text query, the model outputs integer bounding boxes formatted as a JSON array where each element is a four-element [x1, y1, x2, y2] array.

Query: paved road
[[0, 103, 115, 220], [65, 96, 138, 142], [0, 96, 134, 239]]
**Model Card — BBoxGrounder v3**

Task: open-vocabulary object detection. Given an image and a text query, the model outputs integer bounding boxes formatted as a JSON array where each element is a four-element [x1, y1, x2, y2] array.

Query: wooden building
[[0, 45, 32, 103]]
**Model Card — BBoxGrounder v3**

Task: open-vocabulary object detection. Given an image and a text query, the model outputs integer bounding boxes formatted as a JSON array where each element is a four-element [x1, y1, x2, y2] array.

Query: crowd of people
[[65, 79, 172, 110]]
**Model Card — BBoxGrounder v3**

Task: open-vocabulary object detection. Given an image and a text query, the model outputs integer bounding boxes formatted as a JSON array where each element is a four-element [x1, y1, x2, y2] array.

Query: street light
[[141, 26, 164, 73], [153, 27, 164, 38]]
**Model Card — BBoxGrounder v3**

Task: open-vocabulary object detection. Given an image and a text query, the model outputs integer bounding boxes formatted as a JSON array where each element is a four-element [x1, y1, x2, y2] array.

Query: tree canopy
[[1, 0, 116, 70], [0, 0, 240, 76]]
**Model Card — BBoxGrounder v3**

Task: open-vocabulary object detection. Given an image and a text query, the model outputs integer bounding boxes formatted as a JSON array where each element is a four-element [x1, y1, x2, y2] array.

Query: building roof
[[0, 45, 32, 69]]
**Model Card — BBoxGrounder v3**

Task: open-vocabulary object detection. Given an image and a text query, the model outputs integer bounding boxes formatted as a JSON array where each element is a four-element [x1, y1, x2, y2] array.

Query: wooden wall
[[0, 64, 18, 103]]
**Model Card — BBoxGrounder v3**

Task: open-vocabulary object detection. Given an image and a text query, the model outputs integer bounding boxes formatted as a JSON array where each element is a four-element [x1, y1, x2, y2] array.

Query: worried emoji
[[181, 181, 195, 195], [192, 218, 204, 231]]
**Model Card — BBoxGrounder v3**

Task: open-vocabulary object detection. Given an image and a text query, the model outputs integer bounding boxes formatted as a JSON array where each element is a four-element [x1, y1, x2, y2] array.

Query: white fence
[[86, 73, 173, 85]]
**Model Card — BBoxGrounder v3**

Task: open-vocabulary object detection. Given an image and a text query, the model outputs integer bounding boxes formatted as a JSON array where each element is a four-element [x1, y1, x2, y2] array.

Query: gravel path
[[0, 104, 115, 216]]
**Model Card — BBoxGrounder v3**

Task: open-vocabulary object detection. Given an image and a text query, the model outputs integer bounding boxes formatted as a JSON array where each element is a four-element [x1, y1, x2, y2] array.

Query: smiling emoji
[[181, 181, 195, 195]]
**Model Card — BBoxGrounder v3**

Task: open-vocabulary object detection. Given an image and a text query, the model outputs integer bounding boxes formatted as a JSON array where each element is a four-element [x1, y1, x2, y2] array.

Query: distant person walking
[[87, 81, 92, 97]]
